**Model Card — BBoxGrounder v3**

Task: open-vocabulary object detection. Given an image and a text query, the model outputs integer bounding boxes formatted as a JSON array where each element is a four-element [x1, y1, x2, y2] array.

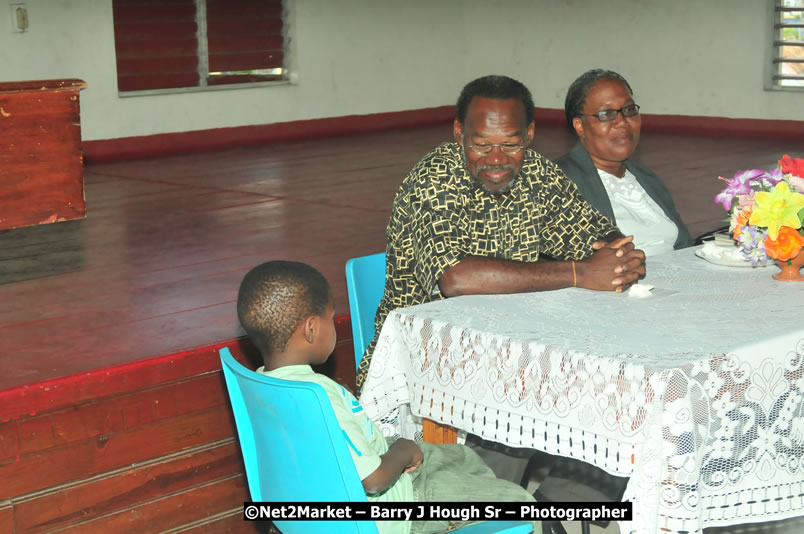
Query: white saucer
[[694, 243, 766, 268]]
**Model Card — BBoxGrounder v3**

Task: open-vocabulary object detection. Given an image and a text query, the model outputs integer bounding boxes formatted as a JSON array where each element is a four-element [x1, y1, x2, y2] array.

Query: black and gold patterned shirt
[[355, 142, 618, 392]]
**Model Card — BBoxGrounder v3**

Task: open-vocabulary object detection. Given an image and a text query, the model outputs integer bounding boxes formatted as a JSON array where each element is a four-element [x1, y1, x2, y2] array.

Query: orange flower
[[730, 207, 751, 240], [779, 154, 804, 178], [764, 226, 804, 261]]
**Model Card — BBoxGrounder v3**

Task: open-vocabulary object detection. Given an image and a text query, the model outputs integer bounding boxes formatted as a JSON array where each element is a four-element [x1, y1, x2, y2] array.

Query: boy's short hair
[[237, 260, 331, 357]]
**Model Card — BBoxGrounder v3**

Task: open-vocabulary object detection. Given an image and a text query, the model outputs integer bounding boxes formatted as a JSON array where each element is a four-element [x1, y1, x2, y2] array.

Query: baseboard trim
[[530, 107, 804, 140], [82, 105, 455, 163], [641, 113, 804, 140], [82, 106, 803, 164]]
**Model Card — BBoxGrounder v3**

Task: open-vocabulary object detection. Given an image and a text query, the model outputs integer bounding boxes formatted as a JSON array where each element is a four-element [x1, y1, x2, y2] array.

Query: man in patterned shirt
[[355, 75, 645, 487], [356, 75, 645, 395]]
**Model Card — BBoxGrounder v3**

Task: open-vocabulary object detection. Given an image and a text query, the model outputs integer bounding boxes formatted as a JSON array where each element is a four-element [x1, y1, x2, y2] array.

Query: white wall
[[462, 0, 800, 122], [0, 0, 798, 142]]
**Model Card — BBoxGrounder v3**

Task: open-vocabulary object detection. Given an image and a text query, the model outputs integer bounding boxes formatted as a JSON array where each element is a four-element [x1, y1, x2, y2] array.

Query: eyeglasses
[[466, 142, 526, 155], [581, 104, 640, 122]]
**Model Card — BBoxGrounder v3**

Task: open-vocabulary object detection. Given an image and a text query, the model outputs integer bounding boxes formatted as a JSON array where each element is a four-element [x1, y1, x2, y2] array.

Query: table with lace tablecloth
[[359, 246, 804, 534]]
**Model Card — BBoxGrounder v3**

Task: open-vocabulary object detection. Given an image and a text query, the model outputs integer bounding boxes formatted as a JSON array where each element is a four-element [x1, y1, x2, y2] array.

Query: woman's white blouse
[[597, 168, 678, 257]]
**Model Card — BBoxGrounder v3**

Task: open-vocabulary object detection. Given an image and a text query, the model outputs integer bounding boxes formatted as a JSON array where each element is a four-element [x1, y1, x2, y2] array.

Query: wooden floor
[[1, 123, 801, 397]]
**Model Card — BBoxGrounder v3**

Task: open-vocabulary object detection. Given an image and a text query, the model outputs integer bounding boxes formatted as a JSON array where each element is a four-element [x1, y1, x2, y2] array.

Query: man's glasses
[[466, 142, 526, 155], [581, 104, 640, 123]]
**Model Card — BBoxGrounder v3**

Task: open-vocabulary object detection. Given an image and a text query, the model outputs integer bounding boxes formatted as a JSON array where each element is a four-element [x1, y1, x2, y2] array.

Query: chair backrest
[[345, 252, 386, 368], [219, 347, 378, 534]]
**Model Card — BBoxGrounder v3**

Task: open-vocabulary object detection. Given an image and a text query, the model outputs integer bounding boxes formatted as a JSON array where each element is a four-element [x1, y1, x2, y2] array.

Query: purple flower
[[764, 168, 785, 186], [737, 226, 769, 266], [715, 169, 766, 211]]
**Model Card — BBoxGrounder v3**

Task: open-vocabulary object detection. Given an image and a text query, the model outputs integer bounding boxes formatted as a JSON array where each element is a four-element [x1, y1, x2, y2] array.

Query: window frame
[[113, 0, 293, 98], [766, 0, 804, 91]]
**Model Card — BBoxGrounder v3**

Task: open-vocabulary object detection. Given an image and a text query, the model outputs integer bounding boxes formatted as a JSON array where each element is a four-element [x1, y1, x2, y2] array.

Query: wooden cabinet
[[0, 79, 87, 231]]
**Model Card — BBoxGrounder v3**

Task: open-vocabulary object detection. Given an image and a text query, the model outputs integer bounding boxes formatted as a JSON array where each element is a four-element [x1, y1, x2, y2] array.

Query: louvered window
[[772, 0, 804, 87], [112, 0, 286, 94]]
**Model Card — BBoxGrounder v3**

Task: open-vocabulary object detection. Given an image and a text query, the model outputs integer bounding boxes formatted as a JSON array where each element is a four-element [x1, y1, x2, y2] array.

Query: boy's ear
[[302, 315, 318, 344]]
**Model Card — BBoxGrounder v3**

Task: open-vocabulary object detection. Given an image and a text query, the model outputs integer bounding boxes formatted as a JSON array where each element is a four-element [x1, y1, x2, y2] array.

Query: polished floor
[[0, 122, 801, 394]]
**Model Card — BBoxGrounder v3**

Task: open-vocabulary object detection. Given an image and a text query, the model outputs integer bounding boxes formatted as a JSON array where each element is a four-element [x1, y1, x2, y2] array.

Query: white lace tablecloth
[[360, 247, 804, 534]]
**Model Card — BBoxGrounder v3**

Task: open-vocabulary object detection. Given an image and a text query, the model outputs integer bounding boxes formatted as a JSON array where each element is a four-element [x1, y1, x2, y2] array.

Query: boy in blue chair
[[237, 260, 539, 534]]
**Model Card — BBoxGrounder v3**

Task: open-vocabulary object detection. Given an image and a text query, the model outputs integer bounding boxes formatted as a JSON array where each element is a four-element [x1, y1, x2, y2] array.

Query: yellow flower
[[749, 182, 804, 240]]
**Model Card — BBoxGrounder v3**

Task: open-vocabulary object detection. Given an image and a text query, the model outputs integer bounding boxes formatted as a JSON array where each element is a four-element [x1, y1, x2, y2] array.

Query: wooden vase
[[773, 248, 804, 282]]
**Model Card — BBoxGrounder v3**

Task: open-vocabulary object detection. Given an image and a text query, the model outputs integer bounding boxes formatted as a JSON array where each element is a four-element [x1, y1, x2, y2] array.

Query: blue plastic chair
[[219, 347, 534, 534], [345, 252, 386, 369]]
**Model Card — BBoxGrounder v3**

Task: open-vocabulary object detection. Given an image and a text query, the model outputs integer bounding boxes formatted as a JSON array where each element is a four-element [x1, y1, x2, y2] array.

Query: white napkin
[[627, 283, 654, 298], [701, 241, 746, 262]]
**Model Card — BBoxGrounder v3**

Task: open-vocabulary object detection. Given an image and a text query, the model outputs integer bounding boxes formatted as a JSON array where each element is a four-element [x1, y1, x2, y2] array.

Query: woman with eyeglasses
[[556, 69, 692, 256]]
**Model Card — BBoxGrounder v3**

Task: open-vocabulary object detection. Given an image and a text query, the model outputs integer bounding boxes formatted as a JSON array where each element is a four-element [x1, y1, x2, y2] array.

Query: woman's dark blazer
[[555, 142, 693, 249]]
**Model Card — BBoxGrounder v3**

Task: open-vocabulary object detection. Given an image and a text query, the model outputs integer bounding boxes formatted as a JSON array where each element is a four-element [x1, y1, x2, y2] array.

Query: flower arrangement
[[715, 155, 804, 265]]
